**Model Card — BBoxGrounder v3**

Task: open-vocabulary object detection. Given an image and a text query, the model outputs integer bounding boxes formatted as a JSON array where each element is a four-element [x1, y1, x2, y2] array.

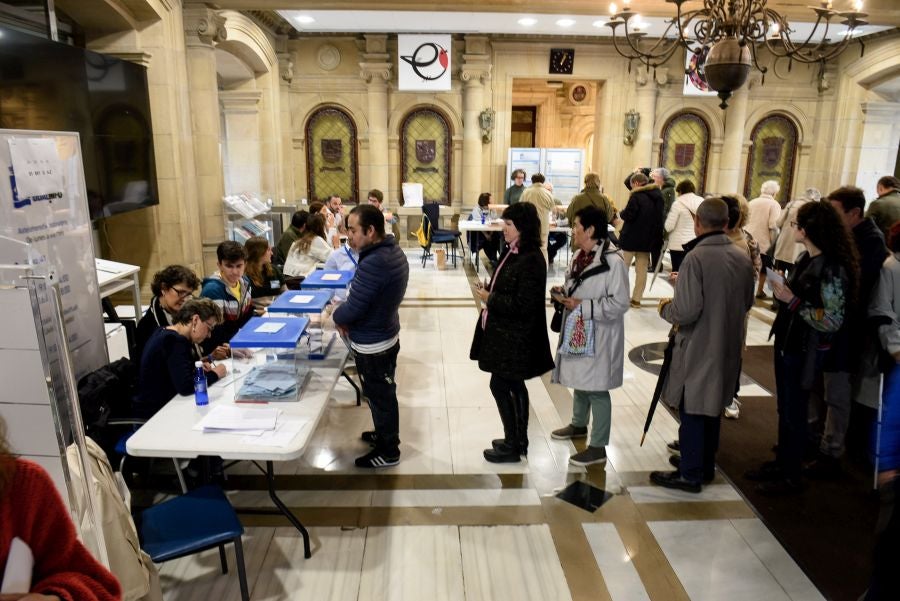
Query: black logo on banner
[[400, 43, 449, 81]]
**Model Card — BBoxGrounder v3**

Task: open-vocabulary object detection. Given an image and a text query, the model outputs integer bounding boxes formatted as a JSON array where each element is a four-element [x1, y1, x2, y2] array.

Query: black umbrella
[[640, 325, 678, 446]]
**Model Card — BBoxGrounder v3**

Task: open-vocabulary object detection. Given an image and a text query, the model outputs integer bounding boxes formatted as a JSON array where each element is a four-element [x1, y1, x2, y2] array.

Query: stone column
[[183, 4, 227, 272], [632, 71, 659, 168], [460, 36, 492, 207], [359, 35, 391, 201], [277, 50, 295, 201], [219, 90, 262, 196], [716, 84, 750, 194]]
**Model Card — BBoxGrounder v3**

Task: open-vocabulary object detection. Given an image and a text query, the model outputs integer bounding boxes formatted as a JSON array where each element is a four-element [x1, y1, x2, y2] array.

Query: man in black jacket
[[807, 186, 888, 477], [333, 204, 410, 468], [619, 172, 665, 307]]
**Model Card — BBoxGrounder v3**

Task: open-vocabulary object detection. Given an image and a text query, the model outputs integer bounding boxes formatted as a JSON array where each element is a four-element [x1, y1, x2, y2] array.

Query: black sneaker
[[361, 430, 378, 446], [666, 440, 681, 456], [355, 449, 399, 468], [668, 455, 715, 483]]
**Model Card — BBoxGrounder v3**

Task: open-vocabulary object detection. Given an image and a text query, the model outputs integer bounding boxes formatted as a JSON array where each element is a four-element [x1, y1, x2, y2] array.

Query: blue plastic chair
[[139, 485, 249, 601]]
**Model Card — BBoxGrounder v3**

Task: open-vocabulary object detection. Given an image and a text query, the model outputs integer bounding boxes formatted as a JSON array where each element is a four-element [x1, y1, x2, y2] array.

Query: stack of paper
[[194, 405, 279, 434]]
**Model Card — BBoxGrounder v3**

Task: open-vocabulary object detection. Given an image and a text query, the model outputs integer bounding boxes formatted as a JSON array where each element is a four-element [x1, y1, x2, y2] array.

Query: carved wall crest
[[322, 139, 343, 163], [415, 140, 436, 163]]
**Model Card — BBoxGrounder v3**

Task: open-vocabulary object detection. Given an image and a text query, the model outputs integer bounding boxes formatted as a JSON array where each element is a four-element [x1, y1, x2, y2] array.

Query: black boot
[[486, 387, 521, 463], [512, 384, 530, 456]]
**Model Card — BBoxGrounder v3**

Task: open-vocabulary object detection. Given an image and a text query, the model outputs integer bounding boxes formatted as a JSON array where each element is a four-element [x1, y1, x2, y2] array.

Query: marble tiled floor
[[158, 251, 822, 601]]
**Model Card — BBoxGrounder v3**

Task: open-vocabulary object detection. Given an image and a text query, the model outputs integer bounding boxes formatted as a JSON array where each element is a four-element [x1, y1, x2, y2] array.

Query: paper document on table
[[195, 405, 279, 432], [765, 267, 784, 292], [1, 537, 33, 594], [290, 294, 315, 304], [241, 419, 310, 447], [255, 321, 285, 333], [321, 273, 341, 281]]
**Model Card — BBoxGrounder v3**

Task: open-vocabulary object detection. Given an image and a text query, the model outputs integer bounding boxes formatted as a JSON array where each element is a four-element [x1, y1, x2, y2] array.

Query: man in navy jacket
[[333, 204, 409, 467]]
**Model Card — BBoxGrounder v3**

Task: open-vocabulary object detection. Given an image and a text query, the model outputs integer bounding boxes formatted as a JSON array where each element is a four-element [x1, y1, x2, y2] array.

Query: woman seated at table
[[244, 235, 285, 311], [283, 213, 332, 279], [134, 298, 227, 419], [310, 200, 340, 248], [469, 192, 499, 264], [135, 264, 200, 362]]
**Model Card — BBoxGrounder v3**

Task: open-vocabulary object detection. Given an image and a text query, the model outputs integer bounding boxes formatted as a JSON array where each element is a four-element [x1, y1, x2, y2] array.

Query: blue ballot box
[[300, 269, 353, 289], [267, 290, 337, 360], [228, 317, 311, 402]]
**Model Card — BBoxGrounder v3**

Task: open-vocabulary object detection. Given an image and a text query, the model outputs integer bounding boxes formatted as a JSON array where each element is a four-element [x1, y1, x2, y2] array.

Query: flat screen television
[[0, 24, 159, 220]]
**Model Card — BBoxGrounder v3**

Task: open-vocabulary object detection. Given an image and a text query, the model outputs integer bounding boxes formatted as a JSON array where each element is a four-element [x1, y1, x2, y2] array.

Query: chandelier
[[605, 0, 868, 108]]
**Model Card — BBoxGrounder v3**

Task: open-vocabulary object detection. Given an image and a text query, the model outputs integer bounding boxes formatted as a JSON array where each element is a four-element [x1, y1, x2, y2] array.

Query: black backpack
[[76, 358, 137, 436]]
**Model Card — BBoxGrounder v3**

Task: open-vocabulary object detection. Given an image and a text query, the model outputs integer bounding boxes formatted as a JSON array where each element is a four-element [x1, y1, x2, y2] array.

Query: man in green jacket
[[866, 175, 900, 239], [567, 173, 615, 225]]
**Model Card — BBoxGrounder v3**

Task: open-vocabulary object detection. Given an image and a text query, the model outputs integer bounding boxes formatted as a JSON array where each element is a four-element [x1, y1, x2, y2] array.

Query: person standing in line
[[504, 169, 527, 205], [333, 205, 409, 468], [470, 202, 554, 463], [805, 186, 887, 478], [520, 173, 556, 264], [746, 180, 783, 299], [0, 418, 122, 601], [649, 167, 677, 271], [866, 175, 900, 239], [774, 188, 820, 277], [745, 201, 858, 495], [650, 198, 755, 493], [550, 207, 630, 466], [664, 180, 704, 273], [619, 172, 665, 308], [567, 172, 615, 226]]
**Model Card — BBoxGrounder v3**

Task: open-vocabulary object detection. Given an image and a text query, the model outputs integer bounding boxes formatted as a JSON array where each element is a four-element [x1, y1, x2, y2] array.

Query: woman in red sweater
[[0, 419, 121, 601]]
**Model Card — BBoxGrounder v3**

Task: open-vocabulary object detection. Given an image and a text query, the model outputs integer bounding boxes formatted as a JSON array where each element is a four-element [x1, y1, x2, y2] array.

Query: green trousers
[[570, 389, 612, 448]]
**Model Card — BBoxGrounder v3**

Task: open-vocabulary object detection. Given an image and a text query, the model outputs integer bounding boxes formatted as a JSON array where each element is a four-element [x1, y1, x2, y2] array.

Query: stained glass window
[[400, 108, 451, 205], [744, 114, 798, 203], [305, 107, 358, 204], [658, 112, 711, 193]]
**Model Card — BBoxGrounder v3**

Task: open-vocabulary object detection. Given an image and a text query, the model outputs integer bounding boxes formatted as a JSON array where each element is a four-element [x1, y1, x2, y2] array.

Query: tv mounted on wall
[[0, 24, 159, 221]]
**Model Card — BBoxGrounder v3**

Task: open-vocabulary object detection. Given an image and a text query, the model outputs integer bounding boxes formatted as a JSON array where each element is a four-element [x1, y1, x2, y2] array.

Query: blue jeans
[[571, 390, 611, 447], [355, 342, 401, 456]]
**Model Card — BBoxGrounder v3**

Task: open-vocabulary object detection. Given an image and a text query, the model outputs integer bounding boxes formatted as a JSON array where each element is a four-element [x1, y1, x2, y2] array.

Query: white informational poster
[[0, 130, 106, 382], [398, 34, 452, 91]]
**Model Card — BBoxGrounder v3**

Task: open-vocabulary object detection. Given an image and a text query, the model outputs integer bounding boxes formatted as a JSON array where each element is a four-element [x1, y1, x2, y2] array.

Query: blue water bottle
[[194, 361, 209, 406]]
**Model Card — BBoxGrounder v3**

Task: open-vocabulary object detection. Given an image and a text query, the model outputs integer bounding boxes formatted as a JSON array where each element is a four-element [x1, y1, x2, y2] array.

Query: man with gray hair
[[746, 180, 782, 298], [650, 198, 755, 492]]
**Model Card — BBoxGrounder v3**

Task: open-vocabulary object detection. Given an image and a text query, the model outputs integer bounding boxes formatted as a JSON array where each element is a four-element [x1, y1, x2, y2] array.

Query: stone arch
[[217, 11, 276, 75], [304, 105, 360, 203], [657, 110, 713, 193], [743, 103, 808, 145]]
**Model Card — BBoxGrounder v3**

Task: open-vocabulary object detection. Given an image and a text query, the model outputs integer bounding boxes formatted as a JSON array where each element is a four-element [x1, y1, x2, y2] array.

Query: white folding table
[[126, 341, 349, 559]]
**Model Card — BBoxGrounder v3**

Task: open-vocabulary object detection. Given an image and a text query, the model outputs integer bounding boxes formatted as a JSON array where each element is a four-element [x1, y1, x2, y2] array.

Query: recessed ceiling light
[[295, 15, 315, 24], [518, 17, 538, 27], [556, 18, 576, 27], [593, 19, 608, 28]]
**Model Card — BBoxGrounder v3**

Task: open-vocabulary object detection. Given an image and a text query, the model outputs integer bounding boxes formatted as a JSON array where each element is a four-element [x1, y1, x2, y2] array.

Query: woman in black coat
[[470, 202, 554, 463]]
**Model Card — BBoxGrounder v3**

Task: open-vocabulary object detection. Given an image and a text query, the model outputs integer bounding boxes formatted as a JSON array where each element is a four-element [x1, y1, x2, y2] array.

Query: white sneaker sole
[[569, 456, 607, 467]]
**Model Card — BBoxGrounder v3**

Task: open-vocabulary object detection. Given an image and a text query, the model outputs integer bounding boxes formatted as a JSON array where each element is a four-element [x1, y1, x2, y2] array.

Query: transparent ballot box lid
[[300, 269, 353, 289], [228, 317, 311, 403], [267, 290, 338, 360]]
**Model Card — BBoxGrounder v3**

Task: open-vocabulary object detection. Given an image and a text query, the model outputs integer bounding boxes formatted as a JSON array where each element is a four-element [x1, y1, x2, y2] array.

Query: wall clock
[[549, 48, 574, 75]]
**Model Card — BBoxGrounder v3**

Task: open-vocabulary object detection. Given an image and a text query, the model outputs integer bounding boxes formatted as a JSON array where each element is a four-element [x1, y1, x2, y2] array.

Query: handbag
[[550, 242, 611, 334], [559, 307, 594, 356]]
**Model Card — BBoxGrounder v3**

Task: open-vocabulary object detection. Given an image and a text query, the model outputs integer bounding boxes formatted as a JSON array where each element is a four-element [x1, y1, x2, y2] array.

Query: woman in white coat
[[664, 180, 705, 273], [550, 206, 631, 466]]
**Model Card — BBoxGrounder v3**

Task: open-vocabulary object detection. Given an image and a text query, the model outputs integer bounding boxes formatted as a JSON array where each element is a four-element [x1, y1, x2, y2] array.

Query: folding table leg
[[343, 370, 362, 405], [266, 461, 311, 558]]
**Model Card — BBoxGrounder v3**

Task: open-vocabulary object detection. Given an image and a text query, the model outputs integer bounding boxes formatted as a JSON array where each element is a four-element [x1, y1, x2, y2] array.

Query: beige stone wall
[[69, 2, 900, 286]]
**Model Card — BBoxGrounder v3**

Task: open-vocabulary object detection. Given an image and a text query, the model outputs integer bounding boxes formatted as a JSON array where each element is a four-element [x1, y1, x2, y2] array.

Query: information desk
[[126, 340, 350, 559]]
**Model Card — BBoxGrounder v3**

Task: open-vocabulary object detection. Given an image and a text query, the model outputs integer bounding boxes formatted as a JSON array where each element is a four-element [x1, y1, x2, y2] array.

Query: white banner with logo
[[398, 34, 452, 91], [0, 130, 106, 382]]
